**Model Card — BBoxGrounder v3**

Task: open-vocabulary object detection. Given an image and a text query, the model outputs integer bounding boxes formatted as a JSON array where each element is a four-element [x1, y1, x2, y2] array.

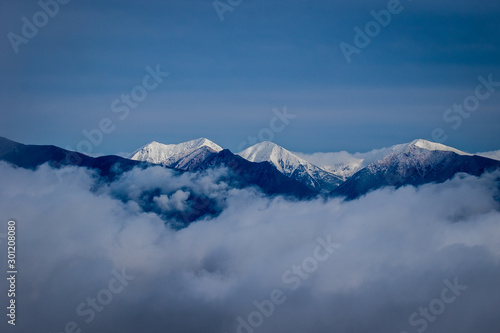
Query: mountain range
[[2, 136, 500, 202], [128, 137, 500, 198]]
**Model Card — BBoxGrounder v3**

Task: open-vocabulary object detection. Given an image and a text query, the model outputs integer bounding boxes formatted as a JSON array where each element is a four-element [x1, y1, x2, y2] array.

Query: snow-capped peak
[[238, 141, 342, 191], [408, 139, 471, 156], [360, 139, 478, 175], [350, 139, 473, 164], [295, 139, 473, 180], [238, 141, 308, 173], [130, 138, 222, 166]]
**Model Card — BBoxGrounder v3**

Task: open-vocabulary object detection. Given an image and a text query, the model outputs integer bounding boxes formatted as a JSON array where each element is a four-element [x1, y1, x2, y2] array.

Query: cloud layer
[[0, 162, 500, 333]]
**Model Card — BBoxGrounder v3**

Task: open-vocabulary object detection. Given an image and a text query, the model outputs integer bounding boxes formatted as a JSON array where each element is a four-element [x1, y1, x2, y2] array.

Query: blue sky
[[1, 0, 499, 154]]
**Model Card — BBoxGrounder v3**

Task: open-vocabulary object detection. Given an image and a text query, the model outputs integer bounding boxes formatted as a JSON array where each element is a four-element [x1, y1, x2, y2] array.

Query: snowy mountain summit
[[130, 138, 222, 166], [297, 139, 473, 180], [238, 141, 342, 192], [333, 139, 498, 199], [238, 141, 310, 174], [368, 139, 471, 173], [389, 139, 471, 157]]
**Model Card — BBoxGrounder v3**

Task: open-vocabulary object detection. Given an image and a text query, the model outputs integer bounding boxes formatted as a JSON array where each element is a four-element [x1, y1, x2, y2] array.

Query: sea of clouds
[[0, 161, 499, 333]]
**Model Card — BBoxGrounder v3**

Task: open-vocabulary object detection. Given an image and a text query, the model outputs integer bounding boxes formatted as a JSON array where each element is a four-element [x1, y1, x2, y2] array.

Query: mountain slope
[[0, 136, 147, 180], [333, 140, 500, 199], [238, 141, 342, 192], [170, 146, 219, 171], [182, 148, 316, 198]]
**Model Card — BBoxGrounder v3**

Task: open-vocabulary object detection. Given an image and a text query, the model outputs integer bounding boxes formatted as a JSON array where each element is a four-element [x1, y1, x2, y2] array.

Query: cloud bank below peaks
[[0, 162, 499, 333]]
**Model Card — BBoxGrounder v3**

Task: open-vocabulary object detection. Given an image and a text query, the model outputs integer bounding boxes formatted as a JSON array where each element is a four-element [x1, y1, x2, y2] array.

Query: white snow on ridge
[[130, 138, 222, 166], [237, 141, 342, 190], [296, 139, 474, 179], [410, 139, 471, 156], [476, 150, 500, 161], [238, 141, 308, 174], [238, 141, 324, 175], [363, 139, 470, 161]]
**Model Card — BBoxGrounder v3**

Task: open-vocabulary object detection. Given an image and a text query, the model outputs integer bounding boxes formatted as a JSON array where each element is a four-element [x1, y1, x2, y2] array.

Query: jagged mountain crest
[[130, 138, 222, 166]]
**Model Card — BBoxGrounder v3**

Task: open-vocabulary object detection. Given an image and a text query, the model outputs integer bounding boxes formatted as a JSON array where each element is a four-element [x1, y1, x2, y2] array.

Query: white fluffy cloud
[[0, 162, 499, 333]]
